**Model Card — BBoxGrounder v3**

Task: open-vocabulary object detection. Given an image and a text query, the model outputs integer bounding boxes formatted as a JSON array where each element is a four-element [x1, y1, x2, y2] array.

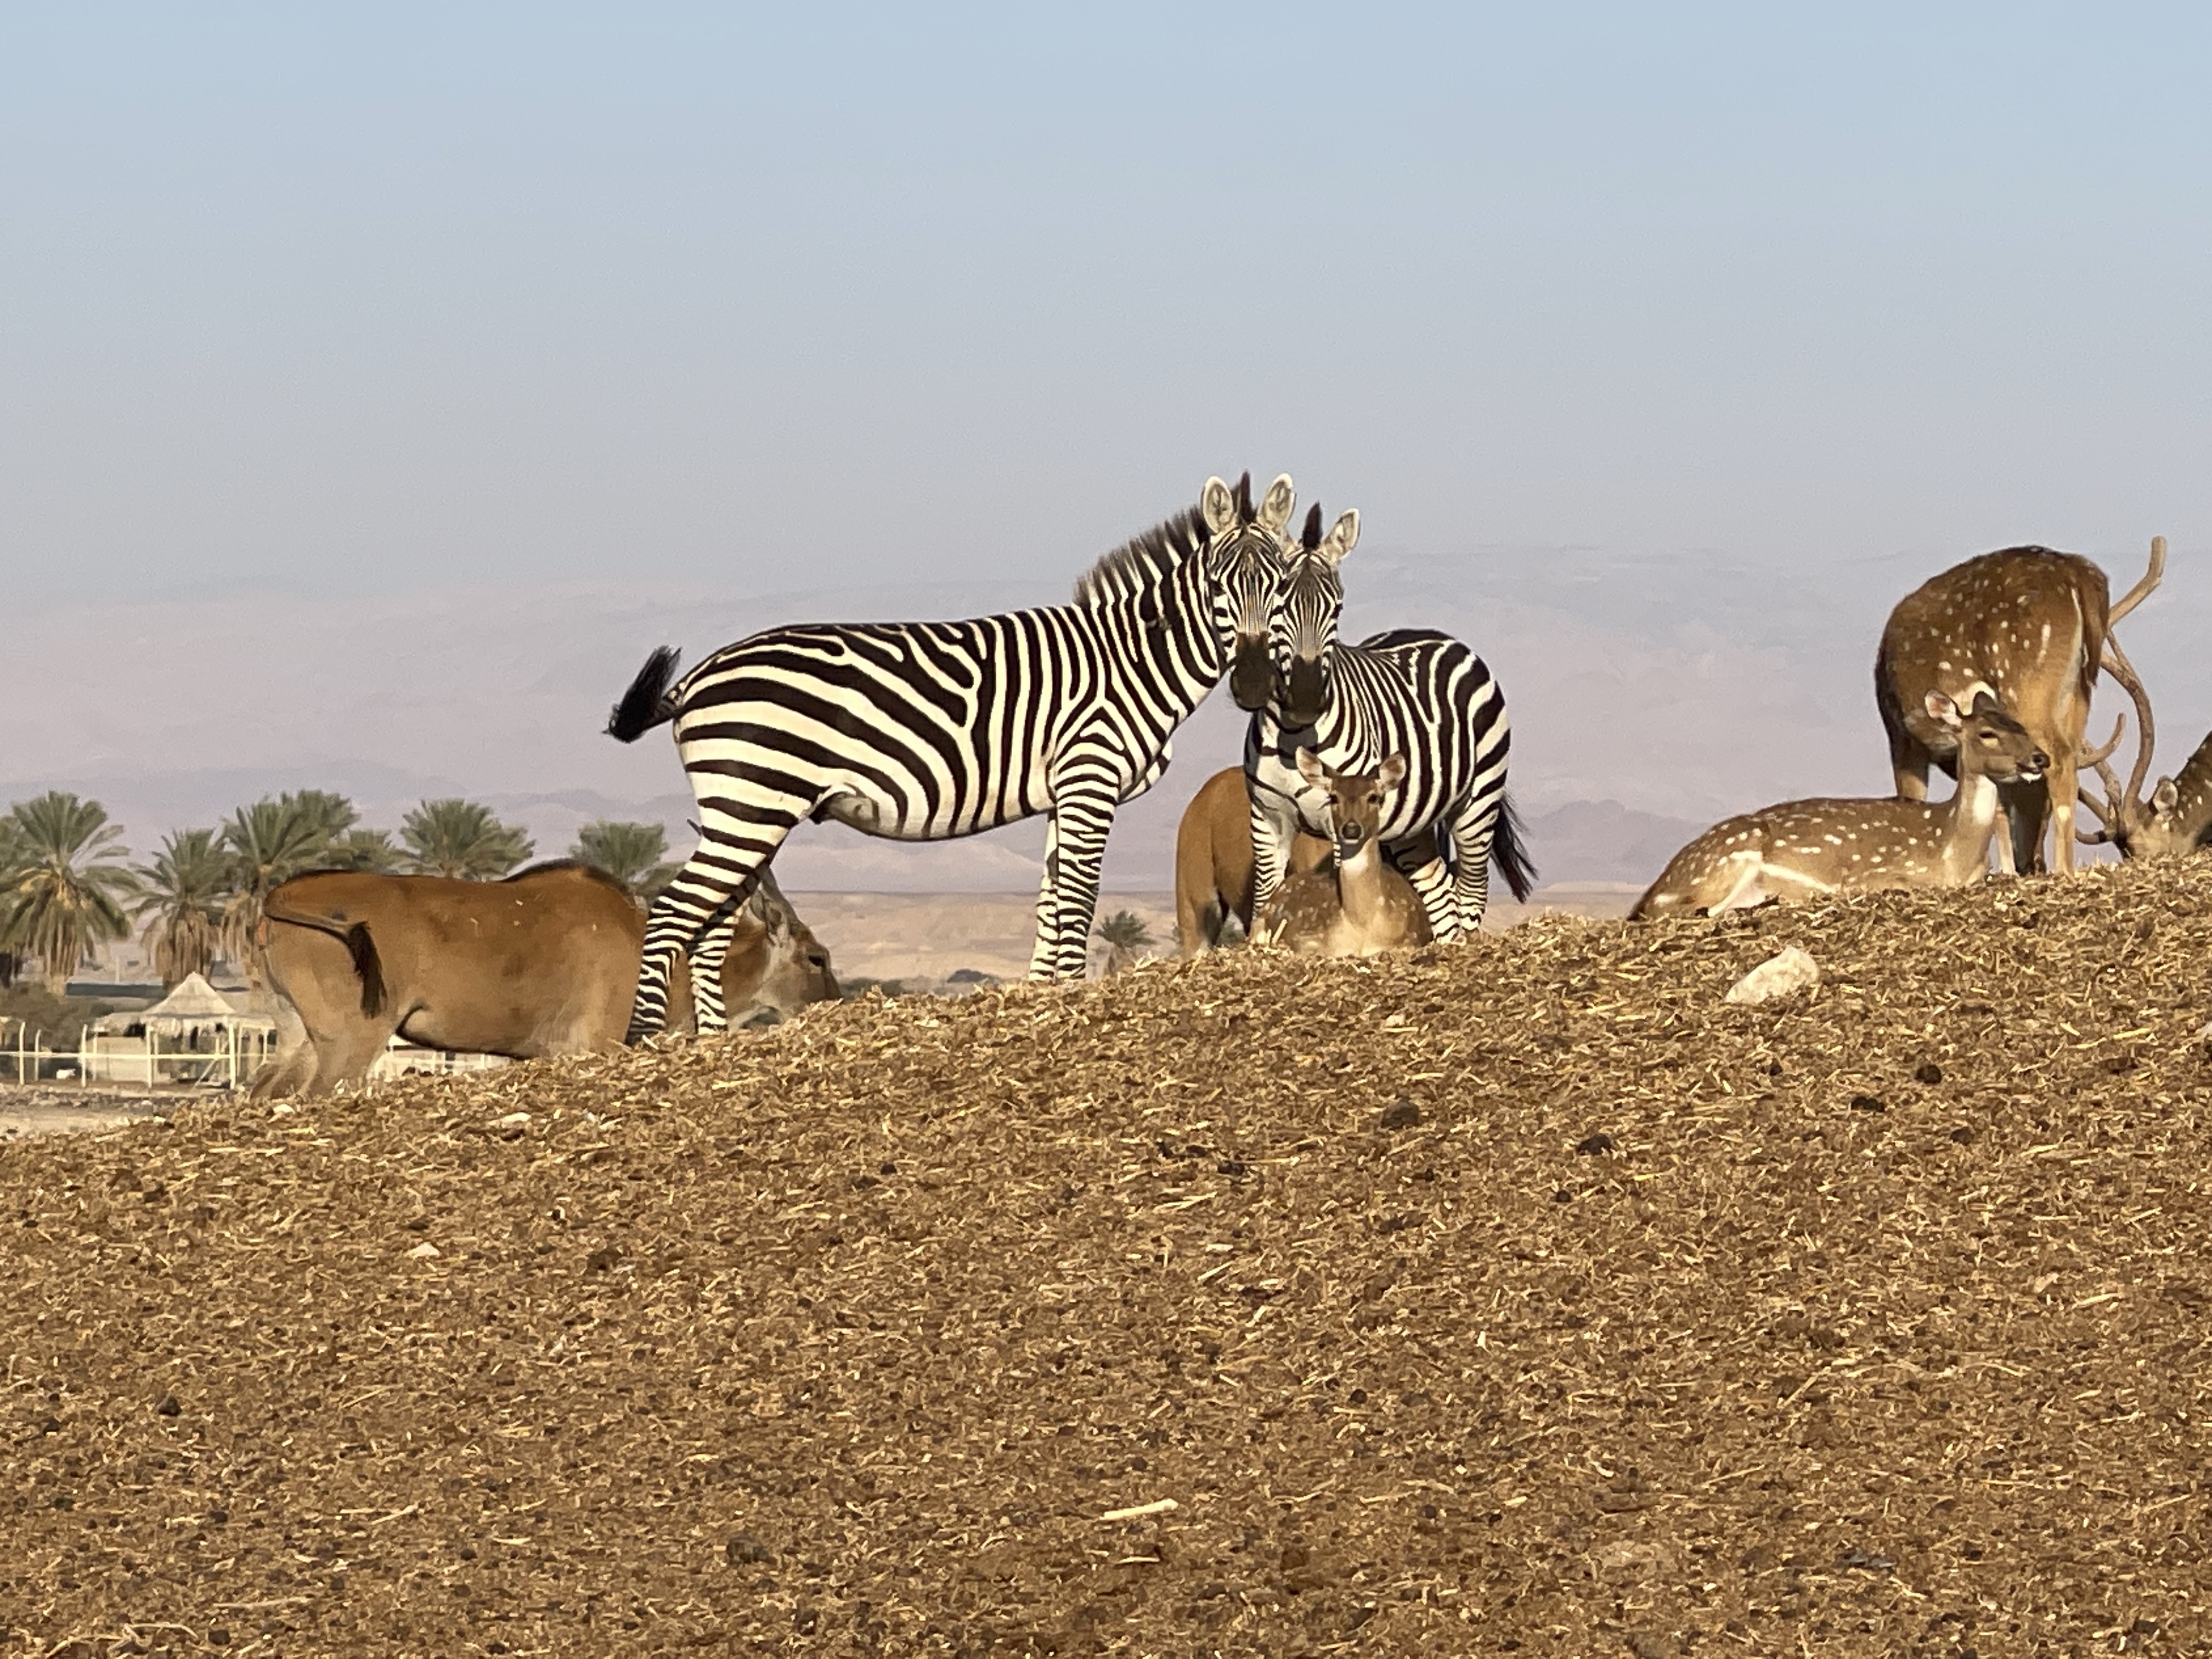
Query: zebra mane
[[1071, 506, 1210, 608]]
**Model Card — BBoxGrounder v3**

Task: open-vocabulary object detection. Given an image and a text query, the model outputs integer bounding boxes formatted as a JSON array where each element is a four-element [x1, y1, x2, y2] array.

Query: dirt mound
[[5, 862, 2211, 1656]]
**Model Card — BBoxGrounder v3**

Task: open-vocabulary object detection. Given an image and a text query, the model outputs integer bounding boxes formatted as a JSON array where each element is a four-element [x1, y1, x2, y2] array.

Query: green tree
[[570, 820, 679, 901], [0, 792, 134, 993], [131, 828, 233, 988], [219, 793, 349, 974], [324, 827, 404, 873], [1093, 909, 1154, 977], [0, 815, 26, 988], [401, 799, 534, 880]]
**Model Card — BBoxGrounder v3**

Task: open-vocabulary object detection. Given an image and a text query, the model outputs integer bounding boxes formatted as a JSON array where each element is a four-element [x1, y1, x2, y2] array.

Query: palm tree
[[1093, 909, 1154, 977], [324, 828, 404, 873], [570, 820, 679, 901], [0, 792, 135, 993], [132, 828, 232, 988], [283, 789, 359, 845], [401, 799, 534, 880], [219, 794, 348, 975], [0, 815, 27, 988]]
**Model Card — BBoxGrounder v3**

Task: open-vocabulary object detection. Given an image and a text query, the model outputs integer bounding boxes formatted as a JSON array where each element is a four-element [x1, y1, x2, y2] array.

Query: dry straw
[[3, 859, 2209, 1654]]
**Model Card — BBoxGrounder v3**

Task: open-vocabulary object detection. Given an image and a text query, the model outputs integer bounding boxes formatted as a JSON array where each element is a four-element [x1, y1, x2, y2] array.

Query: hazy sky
[[3, 6, 2207, 878]]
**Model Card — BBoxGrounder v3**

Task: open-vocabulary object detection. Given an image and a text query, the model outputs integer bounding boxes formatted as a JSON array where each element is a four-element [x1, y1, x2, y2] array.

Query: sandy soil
[[0, 1085, 175, 1142], [792, 882, 1643, 986], [5, 860, 2210, 1654]]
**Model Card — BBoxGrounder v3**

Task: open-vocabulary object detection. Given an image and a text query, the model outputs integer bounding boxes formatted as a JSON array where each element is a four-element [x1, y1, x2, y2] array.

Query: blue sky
[[5, 5, 2204, 599], [2, 5, 2207, 878]]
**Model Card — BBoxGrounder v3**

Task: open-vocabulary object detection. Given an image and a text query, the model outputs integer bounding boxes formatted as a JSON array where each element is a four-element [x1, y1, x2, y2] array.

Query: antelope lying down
[[1251, 751, 1434, 956], [1634, 691, 2048, 918]]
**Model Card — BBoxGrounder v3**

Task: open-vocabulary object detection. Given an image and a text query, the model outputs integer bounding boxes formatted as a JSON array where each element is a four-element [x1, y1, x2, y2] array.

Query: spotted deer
[[1633, 691, 2049, 918], [1875, 537, 2164, 876], [2075, 646, 2212, 861], [1250, 751, 1434, 956]]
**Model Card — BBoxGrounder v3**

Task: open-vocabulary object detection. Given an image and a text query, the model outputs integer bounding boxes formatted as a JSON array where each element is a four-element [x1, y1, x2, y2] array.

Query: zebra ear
[[1201, 477, 1239, 538], [1316, 510, 1360, 568], [1257, 475, 1296, 535]]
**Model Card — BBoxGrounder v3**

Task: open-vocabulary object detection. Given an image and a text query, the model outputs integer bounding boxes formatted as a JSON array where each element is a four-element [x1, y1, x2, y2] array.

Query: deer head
[[1294, 747, 1406, 862], [2076, 646, 2212, 860]]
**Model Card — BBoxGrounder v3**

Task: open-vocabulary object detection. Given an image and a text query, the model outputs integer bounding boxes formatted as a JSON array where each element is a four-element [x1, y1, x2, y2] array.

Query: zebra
[[605, 473, 1301, 1039], [1245, 503, 1538, 941]]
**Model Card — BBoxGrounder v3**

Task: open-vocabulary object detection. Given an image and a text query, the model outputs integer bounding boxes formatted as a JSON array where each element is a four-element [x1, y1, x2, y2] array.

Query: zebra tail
[[606, 646, 682, 743], [1491, 792, 1539, 902]]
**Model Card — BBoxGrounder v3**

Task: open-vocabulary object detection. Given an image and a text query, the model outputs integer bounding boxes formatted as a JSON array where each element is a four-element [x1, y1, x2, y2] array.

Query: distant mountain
[[1516, 799, 1705, 887]]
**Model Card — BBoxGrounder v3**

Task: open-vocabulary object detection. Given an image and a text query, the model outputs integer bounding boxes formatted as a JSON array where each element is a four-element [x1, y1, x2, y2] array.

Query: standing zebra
[[1245, 504, 1537, 941], [606, 473, 1300, 1039]]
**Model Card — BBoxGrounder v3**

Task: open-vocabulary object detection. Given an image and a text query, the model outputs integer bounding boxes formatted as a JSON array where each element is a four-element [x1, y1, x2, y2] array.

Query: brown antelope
[[250, 862, 837, 1097], [1875, 537, 2164, 876], [2076, 648, 2212, 861], [1174, 765, 1331, 951], [1633, 691, 2048, 918], [1250, 751, 1434, 956]]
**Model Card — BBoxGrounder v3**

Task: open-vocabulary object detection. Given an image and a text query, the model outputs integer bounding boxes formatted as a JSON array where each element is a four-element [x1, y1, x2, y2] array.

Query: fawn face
[[1930, 689, 2047, 785], [1294, 748, 1408, 860]]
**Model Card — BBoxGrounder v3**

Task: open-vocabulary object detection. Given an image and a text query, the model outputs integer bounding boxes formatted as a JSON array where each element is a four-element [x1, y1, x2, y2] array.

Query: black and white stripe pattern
[[1245, 505, 1535, 940], [607, 475, 1299, 1039]]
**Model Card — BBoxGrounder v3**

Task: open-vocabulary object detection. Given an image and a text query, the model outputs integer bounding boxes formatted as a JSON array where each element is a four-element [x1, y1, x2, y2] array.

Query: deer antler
[[2101, 631, 2158, 811], [2076, 713, 2124, 843], [2108, 534, 2166, 626], [2080, 711, 2126, 768]]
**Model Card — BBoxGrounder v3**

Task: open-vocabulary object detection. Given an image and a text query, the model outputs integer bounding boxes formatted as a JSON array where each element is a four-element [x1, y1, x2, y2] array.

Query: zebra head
[[1200, 472, 1297, 711], [1273, 502, 1361, 729]]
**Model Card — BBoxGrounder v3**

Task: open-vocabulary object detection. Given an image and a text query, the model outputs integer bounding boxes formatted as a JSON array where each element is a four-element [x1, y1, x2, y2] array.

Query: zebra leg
[[688, 905, 736, 1033], [627, 827, 792, 1042], [1247, 786, 1300, 927], [1042, 772, 1122, 981], [1447, 793, 1500, 936], [1028, 814, 1063, 980], [1386, 833, 1458, 943]]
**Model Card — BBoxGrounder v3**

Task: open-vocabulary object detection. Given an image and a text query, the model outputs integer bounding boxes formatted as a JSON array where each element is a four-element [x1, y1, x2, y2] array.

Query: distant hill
[[1516, 798, 1705, 887]]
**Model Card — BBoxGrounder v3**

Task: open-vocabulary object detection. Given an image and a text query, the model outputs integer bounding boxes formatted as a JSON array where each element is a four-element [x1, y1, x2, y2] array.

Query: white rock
[[1725, 947, 1820, 1006], [405, 1242, 442, 1260]]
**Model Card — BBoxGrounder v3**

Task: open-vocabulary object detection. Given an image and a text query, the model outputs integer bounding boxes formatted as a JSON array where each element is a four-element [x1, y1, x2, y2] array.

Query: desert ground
[[4, 860, 2208, 1654], [794, 882, 1642, 988]]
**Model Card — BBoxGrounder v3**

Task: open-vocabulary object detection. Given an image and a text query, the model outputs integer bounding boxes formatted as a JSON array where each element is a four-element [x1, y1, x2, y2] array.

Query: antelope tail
[[261, 898, 386, 1018]]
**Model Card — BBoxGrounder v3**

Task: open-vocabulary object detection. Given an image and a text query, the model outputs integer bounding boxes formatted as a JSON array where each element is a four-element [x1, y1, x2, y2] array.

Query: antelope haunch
[[1633, 692, 2048, 918], [1874, 537, 2163, 875], [250, 862, 837, 1098], [1173, 765, 1331, 952], [2076, 646, 2212, 860], [1250, 751, 1434, 956]]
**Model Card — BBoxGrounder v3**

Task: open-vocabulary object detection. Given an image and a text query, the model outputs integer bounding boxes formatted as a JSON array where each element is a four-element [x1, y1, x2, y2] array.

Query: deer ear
[[1295, 747, 1328, 788], [1201, 477, 1238, 537], [1377, 752, 1407, 791], [1923, 690, 1963, 729], [1257, 475, 1296, 535], [1316, 510, 1361, 569], [2153, 778, 2181, 815], [1968, 689, 2004, 717]]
